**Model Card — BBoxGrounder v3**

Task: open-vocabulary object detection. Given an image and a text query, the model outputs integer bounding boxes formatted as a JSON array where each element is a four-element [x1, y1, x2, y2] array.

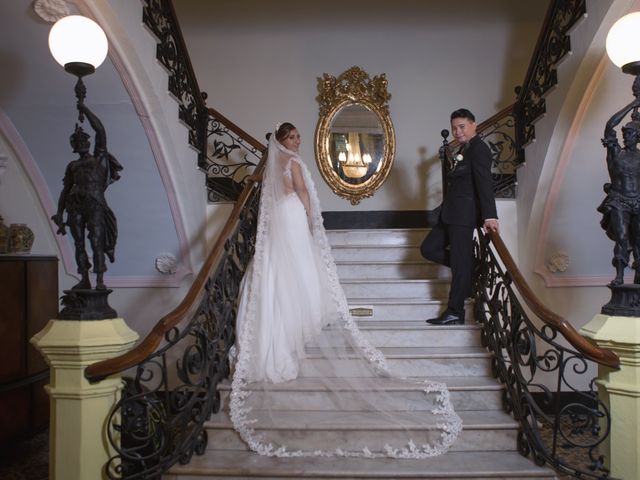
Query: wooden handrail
[[486, 230, 620, 369], [85, 150, 266, 383]]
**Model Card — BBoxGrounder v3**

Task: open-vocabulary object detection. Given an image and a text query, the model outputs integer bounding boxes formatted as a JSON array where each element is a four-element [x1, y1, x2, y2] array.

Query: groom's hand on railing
[[483, 218, 499, 234]]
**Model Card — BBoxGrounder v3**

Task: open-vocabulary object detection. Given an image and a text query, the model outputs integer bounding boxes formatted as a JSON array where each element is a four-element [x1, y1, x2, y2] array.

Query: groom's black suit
[[420, 134, 497, 319]]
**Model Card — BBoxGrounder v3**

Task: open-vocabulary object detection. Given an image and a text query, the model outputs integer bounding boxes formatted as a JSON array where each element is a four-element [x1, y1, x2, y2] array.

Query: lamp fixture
[[606, 11, 640, 75], [48, 15, 108, 78], [48, 14, 108, 120]]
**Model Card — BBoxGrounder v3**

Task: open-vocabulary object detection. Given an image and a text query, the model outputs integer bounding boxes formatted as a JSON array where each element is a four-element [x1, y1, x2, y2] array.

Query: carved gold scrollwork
[[314, 66, 395, 205]]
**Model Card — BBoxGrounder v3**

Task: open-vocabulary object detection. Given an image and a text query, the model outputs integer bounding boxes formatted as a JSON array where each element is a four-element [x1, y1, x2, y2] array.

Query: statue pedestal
[[601, 284, 640, 316], [59, 289, 118, 320], [31, 318, 138, 480], [581, 314, 640, 480]]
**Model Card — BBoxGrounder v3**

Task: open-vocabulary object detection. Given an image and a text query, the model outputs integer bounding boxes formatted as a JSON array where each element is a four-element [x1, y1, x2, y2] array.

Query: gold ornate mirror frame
[[314, 66, 396, 205]]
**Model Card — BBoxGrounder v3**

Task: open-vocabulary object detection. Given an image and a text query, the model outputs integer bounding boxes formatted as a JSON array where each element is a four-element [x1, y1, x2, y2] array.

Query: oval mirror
[[314, 67, 395, 205]]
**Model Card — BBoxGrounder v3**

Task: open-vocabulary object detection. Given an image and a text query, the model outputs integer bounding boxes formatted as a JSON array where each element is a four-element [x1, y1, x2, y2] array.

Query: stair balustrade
[[85, 155, 264, 479], [473, 230, 619, 479], [143, 0, 262, 203]]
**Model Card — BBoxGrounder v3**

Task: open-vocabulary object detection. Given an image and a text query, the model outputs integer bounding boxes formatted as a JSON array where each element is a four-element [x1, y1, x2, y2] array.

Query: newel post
[[581, 314, 640, 480], [31, 318, 138, 480]]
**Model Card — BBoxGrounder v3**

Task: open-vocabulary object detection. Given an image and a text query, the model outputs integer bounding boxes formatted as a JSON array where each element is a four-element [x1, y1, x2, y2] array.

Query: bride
[[231, 123, 462, 458]]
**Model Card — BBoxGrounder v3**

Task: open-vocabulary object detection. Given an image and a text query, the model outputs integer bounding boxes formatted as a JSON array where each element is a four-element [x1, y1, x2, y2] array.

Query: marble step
[[336, 260, 449, 280], [204, 410, 518, 453], [300, 346, 492, 378], [167, 450, 557, 479], [317, 321, 483, 348], [347, 298, 473, 322], [341, 279, 450, 299], [327, 228, 428, 247], [217, 376, 503, 412], [331, 244, 425, 262]]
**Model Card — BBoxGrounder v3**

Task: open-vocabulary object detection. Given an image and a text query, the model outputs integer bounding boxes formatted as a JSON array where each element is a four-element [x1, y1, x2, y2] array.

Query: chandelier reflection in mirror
[[315, 66, 395, 204]]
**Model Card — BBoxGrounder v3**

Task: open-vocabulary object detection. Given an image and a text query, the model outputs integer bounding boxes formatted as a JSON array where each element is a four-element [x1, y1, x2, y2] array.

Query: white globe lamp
[[606, 12, 640, 75], [48, 15, 108, 77]]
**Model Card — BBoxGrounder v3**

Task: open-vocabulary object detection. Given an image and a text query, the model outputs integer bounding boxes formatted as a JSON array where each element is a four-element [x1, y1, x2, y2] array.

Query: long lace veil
[[230, 132, 462, 458]]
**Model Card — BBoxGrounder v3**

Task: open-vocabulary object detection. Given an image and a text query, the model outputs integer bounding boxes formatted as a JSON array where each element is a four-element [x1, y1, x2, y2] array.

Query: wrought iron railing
[[85, 157, 264, 478], [142, 0, 208, 166], [514, 0, 587, 148], [205, 107, 264, 202], [473, 230, 619, 479], [143, 0, 262, 202]]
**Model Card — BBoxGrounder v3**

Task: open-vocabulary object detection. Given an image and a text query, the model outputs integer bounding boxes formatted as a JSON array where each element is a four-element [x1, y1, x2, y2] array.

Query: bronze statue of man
[[52, 102, 122, 290], [598, 77, 640, 286]]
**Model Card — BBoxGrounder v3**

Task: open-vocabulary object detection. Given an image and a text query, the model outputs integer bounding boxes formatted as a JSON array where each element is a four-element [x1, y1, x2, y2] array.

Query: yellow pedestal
[[31, 318, 139, 480], [581, 314, 640, 480]]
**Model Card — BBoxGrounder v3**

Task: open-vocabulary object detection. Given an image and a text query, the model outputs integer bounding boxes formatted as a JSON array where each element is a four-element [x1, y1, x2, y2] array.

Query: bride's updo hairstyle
[[274, 122, 297, 143]]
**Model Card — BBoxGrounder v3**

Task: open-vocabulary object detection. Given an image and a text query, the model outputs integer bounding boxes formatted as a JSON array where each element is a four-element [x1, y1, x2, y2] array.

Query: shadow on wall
[[418, 146, 444, 209], [382, 145, 442, 211]]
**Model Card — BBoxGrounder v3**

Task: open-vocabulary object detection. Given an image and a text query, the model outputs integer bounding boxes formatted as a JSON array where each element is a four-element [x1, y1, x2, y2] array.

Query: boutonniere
[[450, 152, 463, 170]]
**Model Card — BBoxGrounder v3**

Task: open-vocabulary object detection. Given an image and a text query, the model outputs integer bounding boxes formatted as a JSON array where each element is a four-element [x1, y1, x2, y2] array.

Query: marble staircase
[[167, 228, 557, 479]]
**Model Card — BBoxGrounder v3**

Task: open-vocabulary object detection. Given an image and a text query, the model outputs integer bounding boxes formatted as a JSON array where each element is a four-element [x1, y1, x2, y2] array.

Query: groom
[[420, 108, 499, 325]]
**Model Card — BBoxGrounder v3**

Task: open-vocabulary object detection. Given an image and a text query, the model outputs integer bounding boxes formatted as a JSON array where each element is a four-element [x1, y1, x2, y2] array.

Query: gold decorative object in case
[[314, 66, 396, 205]]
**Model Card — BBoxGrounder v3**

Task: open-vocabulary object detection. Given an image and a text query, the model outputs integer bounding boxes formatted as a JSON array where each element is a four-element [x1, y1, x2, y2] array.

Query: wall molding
[[532, 52, 610, 287]]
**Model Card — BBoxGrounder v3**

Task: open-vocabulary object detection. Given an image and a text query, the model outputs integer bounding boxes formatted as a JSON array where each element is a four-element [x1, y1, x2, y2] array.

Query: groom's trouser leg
[[447, 224, 474, 317], [420, 223, 449, 267]]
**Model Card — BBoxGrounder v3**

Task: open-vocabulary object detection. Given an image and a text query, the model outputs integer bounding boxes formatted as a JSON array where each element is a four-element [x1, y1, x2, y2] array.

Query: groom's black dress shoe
[[426, 310, 464, 325]]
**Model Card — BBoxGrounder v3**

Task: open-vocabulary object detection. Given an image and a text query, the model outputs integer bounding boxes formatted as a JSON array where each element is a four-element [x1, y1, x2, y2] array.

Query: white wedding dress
[[231, 133, 462, 458]]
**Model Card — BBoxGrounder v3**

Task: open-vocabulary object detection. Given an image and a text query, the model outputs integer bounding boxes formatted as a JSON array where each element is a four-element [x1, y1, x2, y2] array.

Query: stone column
[[31, 318, 139, 480], [581, 313, 640, 480]]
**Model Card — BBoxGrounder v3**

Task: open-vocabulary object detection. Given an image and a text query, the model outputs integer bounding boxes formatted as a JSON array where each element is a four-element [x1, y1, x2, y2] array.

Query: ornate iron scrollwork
[[142, 0, 208, 166], [104, 191, 260, 479], [515, 0, 587, 147], [478, 112, 519, 199], [472, 231, 612, 479], [205, 116, 263, 202]]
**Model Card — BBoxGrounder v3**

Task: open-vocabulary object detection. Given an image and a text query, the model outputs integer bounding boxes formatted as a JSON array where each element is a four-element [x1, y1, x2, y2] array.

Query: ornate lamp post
[[29, 16, 139, 480], [48, 15, 122, 319], [597, 12, 640, 315]]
